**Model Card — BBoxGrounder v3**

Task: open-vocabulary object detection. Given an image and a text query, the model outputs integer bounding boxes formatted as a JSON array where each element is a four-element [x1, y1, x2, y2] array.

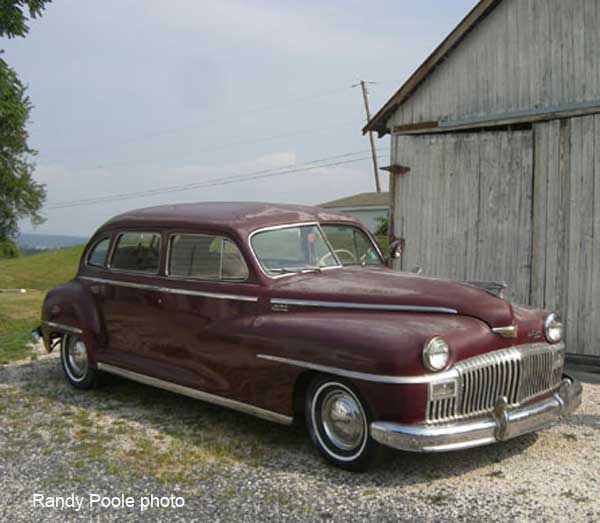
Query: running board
[[96, 362, 293, 425]]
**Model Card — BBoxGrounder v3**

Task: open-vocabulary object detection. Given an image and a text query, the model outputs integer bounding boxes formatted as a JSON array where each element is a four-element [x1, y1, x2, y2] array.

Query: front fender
[[41, 279, 105, 356], [251, 311, 505, 377], [249, 311, 512, 423]]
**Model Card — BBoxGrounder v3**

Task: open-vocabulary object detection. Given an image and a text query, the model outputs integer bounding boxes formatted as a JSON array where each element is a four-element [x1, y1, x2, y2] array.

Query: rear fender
[[41, 279, 105, 362]]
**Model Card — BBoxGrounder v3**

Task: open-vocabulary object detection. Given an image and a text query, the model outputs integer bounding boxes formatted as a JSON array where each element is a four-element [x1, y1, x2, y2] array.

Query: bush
[[0, 239, 19, 258]]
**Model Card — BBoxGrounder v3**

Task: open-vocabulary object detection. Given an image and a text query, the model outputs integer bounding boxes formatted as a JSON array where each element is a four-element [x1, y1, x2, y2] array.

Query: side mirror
[[388, 240, 402, 260]]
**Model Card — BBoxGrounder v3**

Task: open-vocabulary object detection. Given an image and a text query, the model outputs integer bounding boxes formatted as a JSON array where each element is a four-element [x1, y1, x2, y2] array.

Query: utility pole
[[352, 80, 381, 193]]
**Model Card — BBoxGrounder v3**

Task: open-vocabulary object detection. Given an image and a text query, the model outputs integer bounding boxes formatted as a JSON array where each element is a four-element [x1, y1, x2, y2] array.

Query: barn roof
[[363, 0, 502, 136], [318, 192, 390, 209]]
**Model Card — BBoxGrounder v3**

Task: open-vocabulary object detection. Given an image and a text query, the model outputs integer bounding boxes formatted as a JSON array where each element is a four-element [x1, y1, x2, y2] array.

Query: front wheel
[[60, 334, 97, 389], [305, 376, 380, 471]]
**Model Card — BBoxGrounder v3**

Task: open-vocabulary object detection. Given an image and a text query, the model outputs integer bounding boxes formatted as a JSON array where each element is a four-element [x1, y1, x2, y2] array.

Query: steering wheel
[[319, 249, 357, 266], [359, 246, 376, 264]]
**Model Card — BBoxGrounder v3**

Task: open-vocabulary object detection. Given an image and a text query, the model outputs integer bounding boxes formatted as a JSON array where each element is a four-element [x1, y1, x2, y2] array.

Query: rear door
[[99, 230, 167, 373]]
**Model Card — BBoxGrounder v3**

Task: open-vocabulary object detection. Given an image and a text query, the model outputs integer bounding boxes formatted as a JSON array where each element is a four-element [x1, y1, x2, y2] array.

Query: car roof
[[98, 201, 364, 238]]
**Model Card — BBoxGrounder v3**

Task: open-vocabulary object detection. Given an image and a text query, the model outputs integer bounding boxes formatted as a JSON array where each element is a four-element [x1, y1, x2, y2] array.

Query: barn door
[[392, 130, 534, 304], [532, 116, 600, 358]]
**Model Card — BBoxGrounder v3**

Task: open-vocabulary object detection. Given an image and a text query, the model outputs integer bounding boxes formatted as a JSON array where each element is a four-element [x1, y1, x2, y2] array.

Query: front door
[[146, 232, 260, 398]]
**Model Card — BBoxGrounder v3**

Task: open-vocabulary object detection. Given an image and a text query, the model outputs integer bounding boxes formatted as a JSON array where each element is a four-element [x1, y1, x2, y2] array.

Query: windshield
[[321, 224, 383, 266], [251, 224, 340, 275]]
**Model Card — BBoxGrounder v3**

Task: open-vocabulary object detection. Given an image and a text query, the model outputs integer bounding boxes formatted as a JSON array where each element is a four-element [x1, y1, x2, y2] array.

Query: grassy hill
[[0, 245, 84, 363]]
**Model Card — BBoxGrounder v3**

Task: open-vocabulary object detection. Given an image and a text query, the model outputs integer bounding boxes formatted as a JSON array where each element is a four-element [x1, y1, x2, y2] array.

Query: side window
[[321, 225, 382, 266], [87, 237, 111, 267], [111, 232, 161, 273], [169, 234, 248, 281]]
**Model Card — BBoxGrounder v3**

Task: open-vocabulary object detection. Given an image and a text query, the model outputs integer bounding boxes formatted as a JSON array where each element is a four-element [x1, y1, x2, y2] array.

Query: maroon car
[[37, 202, 581, 470]]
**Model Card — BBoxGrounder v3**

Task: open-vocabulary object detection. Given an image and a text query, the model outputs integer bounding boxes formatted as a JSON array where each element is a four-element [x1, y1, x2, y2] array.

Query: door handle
[[90, 284, 105, 297]]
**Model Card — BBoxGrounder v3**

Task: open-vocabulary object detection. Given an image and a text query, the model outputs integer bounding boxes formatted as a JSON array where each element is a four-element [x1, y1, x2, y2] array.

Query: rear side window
[[111, 232, 161, 273], [169, 234, 248, 281], [87, 237, 111, 267]]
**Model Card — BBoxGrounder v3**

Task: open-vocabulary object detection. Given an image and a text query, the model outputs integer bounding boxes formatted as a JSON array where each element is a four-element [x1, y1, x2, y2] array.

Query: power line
[[46, 149, 374, 207], [44, 149, 389, 211], [49, 119, 363, 174], [45, 150, 387, 209], [38, 85, 358, 157]]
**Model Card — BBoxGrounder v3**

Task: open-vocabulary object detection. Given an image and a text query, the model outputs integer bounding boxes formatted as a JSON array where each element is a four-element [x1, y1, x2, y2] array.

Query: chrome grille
[[426, 342, 565, 424]]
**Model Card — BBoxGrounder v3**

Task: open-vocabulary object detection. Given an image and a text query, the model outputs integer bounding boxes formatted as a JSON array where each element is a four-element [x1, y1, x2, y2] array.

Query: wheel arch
[[41, 279, 105, 357]]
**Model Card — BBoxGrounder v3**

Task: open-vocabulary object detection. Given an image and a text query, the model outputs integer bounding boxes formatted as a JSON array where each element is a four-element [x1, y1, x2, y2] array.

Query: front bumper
[[370, 376, 582, 453]]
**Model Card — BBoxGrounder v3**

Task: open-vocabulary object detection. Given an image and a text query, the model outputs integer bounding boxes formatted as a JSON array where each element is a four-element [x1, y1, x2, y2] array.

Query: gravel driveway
[[1, 348, 599, 522]]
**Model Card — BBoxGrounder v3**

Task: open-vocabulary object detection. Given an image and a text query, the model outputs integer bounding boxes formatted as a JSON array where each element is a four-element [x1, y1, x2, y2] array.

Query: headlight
[[544, 313, 564, 344], [422, 336, 450, 372]]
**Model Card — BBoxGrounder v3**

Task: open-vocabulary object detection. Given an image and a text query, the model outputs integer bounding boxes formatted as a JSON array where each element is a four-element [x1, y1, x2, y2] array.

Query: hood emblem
[[272, 303, 289, 312], [492, 325, 518, 338]]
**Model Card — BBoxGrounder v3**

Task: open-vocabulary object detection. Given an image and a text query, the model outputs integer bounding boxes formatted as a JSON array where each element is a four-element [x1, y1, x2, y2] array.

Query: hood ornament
[[465, 280, 508, 299]]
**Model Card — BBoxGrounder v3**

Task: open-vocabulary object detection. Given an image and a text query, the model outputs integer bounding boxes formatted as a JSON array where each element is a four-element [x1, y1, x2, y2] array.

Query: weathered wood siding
[[389, 0, 600, 129], [392, 130, 533, 304], [531, 115, 600, 356]]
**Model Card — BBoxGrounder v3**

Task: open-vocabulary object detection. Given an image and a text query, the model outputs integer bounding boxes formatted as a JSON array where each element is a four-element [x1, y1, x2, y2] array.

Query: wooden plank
[[577, 115, 596, 355], [593, 115, 600, 356], [530, 122, 548, 307], [583, 0, 596, 102], [542, 120, 562, 313], [566, 117, 583, 353], [514, 130, 535, 303], [572, 0, 585, 102]]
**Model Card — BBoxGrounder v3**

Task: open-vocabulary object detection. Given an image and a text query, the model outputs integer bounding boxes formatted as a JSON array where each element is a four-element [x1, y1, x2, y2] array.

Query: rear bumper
[[370, 376, 582, 453]]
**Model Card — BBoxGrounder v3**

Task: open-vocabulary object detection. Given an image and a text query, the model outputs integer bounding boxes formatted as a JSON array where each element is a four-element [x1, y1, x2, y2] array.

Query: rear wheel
[[60, 334, 97, 389], [305, 376, 380, 471]]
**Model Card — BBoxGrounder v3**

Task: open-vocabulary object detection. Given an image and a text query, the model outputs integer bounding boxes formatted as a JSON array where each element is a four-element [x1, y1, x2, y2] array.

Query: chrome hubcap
[[320, 390, 365, 451], [67, 339, 88, 378]]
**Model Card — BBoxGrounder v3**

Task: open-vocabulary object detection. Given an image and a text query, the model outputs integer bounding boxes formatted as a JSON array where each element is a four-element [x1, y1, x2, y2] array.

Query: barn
[[365, 0, 600, 364]]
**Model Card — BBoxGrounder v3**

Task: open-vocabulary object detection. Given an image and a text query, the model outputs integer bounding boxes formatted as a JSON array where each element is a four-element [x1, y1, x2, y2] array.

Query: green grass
[[0, 245, 84, 362], [0, 245, 84, 291]]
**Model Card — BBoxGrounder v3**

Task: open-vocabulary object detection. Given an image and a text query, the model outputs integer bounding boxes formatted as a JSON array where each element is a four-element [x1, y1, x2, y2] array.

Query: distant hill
[[0, 245, 85, 290], [0, 245, 85, 362], [16, 233, 89, 251]]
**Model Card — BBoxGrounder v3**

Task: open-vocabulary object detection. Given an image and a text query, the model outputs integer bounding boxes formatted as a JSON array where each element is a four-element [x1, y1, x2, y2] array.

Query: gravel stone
[[1, 351, 598, 522]]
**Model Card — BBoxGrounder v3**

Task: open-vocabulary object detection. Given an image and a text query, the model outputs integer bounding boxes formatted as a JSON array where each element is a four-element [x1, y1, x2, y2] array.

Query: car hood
[[268, 267, 514, 328]]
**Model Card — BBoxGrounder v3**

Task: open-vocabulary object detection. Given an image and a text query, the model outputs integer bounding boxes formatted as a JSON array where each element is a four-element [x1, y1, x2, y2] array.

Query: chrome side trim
[[257, 354, 459, 384], [42, 320, 83, 335], [78, 276, 259, 302], [97, 363, 293, 425], [259, 342, 565, 386], [270, 298, 458, 314]]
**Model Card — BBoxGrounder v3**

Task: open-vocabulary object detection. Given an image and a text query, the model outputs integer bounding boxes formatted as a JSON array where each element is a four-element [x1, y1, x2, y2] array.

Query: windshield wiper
[[269, 266, 323, 274]]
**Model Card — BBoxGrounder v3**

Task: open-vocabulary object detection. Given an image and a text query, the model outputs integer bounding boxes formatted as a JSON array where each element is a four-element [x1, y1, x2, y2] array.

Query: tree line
[[1, 1, 51, 258]]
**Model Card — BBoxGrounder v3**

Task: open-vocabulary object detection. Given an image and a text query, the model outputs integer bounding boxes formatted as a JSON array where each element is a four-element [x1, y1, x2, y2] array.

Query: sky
[[3, 0, 477, 237]]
